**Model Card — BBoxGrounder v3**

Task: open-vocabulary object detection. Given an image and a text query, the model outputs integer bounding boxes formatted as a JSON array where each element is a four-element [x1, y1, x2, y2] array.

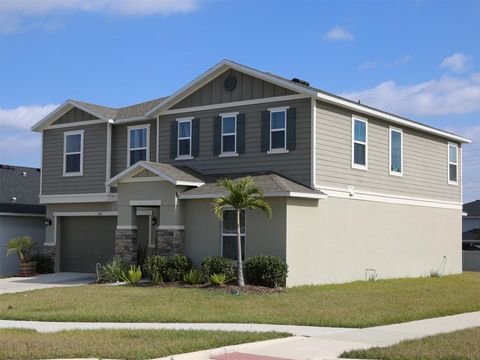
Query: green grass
[[1, 272, 479, 328], [341, 326, 480, 360], [0, 328, 286, 360]]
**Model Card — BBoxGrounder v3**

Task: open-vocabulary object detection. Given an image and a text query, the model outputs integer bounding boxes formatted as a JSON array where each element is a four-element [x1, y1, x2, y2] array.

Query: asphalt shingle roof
[[142, 162, 204, 184], [464, 200, 480, 217]]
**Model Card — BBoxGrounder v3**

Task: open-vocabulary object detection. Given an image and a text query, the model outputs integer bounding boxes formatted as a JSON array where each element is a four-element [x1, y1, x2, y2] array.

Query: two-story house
[[31, 60, 470, 286]]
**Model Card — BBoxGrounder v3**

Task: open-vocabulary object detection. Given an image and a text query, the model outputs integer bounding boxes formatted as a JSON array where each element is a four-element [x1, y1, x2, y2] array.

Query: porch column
[[115, 205, 138, 265]]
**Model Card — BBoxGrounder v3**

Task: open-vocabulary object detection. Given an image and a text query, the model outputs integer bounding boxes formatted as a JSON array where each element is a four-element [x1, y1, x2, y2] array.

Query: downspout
[[105, 119, 113, 193]]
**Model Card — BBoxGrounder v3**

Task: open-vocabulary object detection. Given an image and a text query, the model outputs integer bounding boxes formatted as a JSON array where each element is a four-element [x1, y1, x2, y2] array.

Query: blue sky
[[0, 0, 479, 201]]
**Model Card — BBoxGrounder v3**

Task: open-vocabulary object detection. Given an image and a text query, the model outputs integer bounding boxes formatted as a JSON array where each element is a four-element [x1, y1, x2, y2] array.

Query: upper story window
[[269, 108, 287, 153], [448, 143, 458, 185], [222, 209, 246, 260], [352, 117, 368, 170], [389, 127, 403, 176], [177, 118, 192, 158], [63, 130, 84, 177], [128, 125, 150, 166], [221, 113, 237, 155]]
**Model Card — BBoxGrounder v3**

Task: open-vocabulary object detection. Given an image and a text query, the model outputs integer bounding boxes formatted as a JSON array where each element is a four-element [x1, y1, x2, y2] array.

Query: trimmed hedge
[[201, 256, 236, 281], [244, 255, 288, 288], [143, 255, 193, 283], [31, 253, 54, 274]]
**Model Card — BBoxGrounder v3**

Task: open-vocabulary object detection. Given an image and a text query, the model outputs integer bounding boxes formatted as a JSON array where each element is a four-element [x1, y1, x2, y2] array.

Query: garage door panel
[[60, 216, 116, 272]]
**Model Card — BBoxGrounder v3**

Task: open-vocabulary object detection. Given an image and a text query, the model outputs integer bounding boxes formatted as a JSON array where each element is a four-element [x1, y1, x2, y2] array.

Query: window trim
[[127, 124, 150, 167], [176, 117, 193, 160], [220, 208, 246, 260], [268, 107, 289, 154], [351, 116, 368, 170], [448, 142, 458, 185], [389, 126, 403, 176], [63, 130, 84, 177], [220, 112, 238, 157]]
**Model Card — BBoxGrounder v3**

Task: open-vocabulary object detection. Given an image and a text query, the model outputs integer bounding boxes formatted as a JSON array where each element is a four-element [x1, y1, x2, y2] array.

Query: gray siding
[[111, 120, 157, 177], [54, 108, 97, 125], [171, 69, 297, 110], [159, 98, 312, 186], [42, 123, 108, 194], [315, 101, 462, 202]]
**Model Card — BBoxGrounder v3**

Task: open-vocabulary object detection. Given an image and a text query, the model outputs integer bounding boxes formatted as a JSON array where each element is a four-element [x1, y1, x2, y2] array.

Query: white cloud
[[0, 104, 59, 130], [440, 53, 472, 73], [341, 73, 480, 116], [0, 0, 199, 33], [323, 26, 354, 41]]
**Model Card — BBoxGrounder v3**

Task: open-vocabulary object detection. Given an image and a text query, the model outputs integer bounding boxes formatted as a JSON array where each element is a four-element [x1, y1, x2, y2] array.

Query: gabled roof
[[464, 200, 480, 217], [178, 171, 327, 200], [31, 59, 471, 143], [106, 161, 205, 187]]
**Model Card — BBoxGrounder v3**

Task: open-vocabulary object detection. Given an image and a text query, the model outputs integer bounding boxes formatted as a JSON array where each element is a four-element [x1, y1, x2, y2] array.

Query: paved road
[[0, 272, 94, 294], [1, 311, 479, 359]]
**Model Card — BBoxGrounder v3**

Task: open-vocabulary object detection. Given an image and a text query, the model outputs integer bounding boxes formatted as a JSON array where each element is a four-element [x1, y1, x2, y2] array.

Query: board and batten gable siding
[[110, 119, 157, 177], [170, 69, 297, 110], [52, 108, 98, 125], [42, 123, 108, 195], [315, 100, 462, 202], [158, 98, 312, 186]]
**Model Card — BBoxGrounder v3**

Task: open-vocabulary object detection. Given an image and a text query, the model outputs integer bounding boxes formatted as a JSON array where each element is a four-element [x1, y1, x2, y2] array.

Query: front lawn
[[1, 272, 479, 328], [0, 328, 285, 360], [341, 326, 480, 360]]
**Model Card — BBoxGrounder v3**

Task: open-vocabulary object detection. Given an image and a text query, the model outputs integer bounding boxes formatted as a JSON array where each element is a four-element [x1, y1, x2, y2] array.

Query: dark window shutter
[[170, 121, 178, 159], [286, 108, 296, 151], [261, 111, 270, 152], [192, 118, 200, 157], [236, 113, 246, 154], [213, 116, 221, 155]]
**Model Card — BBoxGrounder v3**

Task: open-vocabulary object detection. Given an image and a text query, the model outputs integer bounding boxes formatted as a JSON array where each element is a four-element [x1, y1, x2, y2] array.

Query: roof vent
[[291, 78, 310, 86], [21, 171, 27, 176], [11, 197, 17, 203]]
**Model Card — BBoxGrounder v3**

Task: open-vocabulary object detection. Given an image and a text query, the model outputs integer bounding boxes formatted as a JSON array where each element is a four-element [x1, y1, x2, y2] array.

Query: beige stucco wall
[[286, 197, 462, 287], [183, 198, 287, 267]]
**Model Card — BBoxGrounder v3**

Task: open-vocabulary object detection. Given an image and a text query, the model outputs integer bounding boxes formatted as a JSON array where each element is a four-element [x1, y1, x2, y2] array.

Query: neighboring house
[[0, 164, 46, 276], [462, 200, 480, 271], [31, 60, 470, 286]]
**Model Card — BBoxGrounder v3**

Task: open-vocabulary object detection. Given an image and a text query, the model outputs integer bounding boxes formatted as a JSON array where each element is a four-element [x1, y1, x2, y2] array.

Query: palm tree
[[213, 176, 272, 287]]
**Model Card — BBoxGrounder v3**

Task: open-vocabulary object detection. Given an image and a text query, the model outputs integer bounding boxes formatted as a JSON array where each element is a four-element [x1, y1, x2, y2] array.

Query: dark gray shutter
[[286, 108, 296, 151], [170, 121, 178, 159], [236, 113, 245, 154], [213, 116, 221, 155], [261, 111, 270, 152], [192, 118, 200, 157]]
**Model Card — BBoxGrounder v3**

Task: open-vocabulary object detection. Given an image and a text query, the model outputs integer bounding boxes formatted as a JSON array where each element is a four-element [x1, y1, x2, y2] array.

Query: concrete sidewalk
[[1, 311, 479, 359], [0, 273, 94, 294]]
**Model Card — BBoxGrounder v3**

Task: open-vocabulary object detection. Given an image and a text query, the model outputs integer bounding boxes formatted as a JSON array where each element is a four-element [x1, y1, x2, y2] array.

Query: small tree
[[212, 177, 272, 287], [6, 236, 37, 263]]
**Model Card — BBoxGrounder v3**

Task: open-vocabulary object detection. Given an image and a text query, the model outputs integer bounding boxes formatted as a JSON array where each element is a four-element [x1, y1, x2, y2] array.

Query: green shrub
[[244, 256, 288, 288], [201, 256, 236, 281], [30, 253, 54, 274], [143, 255, 166, 284], [97, 258, 129, 283], [183, 269, 202, 285], [122, 265, 142, 285], [209, 273, 227, 286], [164, 255, 193, 282]]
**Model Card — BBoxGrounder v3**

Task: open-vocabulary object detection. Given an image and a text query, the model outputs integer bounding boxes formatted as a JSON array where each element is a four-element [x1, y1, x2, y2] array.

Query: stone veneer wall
[[115, 229, 138, 265], [156, 229, 185, 256]]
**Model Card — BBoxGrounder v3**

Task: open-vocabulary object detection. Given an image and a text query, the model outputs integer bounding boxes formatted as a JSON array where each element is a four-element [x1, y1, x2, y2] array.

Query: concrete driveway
[[0, 272, 94, 294]]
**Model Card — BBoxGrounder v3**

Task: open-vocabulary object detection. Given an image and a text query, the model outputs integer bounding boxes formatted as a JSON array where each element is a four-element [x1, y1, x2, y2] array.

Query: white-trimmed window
[[448, 143, 458, 185], [269, 108, 287, 152], [221, 113, 237, 155], [389, 127, 403, 176], [221, 209, 246, 260], [177, 118, 192, 158], [128, 124, 150, 166], [63, 130, 84, 176], [352, 117, 368, 169]]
